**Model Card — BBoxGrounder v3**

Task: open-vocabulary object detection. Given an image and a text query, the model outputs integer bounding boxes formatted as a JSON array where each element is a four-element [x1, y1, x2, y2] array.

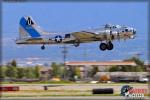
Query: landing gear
[[99, 41, 114, 51], [74, 40, 80, 47], [99, 43, 107, 51], [41, 45, 45, 50], [74, 42, 80, 47], [107, 41, 113, 50]]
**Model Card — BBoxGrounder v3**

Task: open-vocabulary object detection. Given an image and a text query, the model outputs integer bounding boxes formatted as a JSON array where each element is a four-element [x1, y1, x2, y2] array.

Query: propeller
[[117, 31, 121, 42], [12, 38, 16, 41]]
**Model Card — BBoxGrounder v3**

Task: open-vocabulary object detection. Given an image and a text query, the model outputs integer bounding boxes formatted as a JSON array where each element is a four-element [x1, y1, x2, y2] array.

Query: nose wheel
[[99, 41, 114, 51], [41, 45, 45, 50]]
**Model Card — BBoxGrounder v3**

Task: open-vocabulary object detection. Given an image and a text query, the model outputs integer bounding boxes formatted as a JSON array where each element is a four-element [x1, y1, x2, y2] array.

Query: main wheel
[[74, 40, 80, 47], [107, 42, 113, 50], [74, 42, 80, 47], [99, 43, 107, 51], [41, 45, 45, 50]]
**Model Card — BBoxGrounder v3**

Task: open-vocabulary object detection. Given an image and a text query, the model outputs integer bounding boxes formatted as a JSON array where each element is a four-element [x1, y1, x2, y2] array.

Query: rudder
[[19, 16, 41, 39]]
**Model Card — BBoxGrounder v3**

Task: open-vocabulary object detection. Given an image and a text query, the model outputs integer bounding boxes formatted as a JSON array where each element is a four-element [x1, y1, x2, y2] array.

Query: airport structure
[[65, 61, 136, 66], [65, 61, 137, 79]]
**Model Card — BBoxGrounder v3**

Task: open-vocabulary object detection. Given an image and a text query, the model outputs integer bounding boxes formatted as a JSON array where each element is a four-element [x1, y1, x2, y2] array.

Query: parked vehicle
[[138, 76, 149, 83]]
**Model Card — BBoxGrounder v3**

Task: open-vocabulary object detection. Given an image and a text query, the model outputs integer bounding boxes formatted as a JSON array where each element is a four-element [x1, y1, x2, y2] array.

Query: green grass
[[11, 90, 90, 92], [1, 90, 149, 97], [1, 81, 149, 85], [0, 80, 75, 84], [0, 94, 120, 97], [2, 94, 150, 97]]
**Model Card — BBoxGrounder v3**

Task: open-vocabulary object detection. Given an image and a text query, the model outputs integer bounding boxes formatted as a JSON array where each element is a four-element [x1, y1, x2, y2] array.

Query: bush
[[99, 75, 110, 82]]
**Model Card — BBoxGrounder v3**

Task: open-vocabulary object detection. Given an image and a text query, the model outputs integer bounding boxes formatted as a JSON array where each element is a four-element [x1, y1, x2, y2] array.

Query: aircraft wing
[[70, 31, 98, 42], [70, 30, 134, 43]]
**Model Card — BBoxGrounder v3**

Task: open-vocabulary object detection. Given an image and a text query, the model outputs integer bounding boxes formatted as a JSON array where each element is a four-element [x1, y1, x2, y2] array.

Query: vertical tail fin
[[19, 16, 41, 39]]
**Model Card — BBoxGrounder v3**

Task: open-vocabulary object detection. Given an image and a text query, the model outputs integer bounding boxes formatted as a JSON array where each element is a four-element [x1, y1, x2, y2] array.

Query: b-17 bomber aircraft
[[16, 16, 136, 51]]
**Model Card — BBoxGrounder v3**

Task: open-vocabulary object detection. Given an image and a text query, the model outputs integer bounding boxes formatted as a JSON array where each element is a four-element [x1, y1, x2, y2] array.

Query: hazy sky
[[2, 1, 149, 65]]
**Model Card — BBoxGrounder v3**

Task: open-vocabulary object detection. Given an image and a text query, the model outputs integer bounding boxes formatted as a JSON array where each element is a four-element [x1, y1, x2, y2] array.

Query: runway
[[1, 96, 149, 100], [1, 83, 149, 99]]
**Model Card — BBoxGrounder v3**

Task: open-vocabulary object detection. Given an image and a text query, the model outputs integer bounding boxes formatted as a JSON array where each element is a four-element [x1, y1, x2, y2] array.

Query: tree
[[109, 57, 146, 72], [51, 62, 61, 77], [88, 66, 99, 77], [62, 66, 68, 79], [4, 60, 18, 78], [0, 66, 6, 78], [5, 66, 17, 78], [126, 57, 144, 66], [59, 66, 65, 78], [75, 67, 81, 79], [67, 66, 76, 81], [11, 59, 17, 67], [25, 67, 35, 78], [17, 67, 26, 78], [91, 66, 99, 77], [123, 57, 145, 72], [34, 66, 40, 78], [108, 65, 118, 72], [100, 75, 110, 82]]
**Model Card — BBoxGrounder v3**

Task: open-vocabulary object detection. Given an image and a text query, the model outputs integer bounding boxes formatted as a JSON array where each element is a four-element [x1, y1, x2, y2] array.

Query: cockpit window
[[115, 25, 121, 28], [125, 29, 128, 32], [112, 26, 116, 28], [65, 34, 71, 38]]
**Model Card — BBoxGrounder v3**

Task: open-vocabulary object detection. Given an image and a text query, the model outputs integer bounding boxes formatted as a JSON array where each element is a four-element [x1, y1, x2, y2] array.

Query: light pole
[[61, 45, 68, 79]]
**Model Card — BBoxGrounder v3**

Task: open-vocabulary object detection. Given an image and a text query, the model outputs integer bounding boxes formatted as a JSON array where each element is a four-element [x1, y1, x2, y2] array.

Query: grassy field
[[1, 90, 150, 97], [0, 81, 75, 84], [1, 82, 149, 97], [1, 81, 149, 85]]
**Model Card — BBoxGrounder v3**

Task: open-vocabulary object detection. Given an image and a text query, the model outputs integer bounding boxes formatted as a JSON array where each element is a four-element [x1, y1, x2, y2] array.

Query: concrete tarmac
[[1, 96, 150, 100]]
